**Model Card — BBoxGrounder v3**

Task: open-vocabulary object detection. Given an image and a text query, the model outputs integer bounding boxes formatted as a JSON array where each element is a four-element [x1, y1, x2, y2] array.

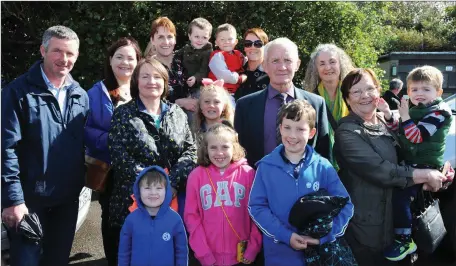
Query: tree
[[3, 1, 453, 89], [445, 5, 456, 48], [382, 2, 456, 52]]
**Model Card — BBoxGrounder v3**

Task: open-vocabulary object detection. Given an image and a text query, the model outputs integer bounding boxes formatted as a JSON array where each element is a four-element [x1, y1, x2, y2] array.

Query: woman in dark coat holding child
[[334, 68, 447, 266]]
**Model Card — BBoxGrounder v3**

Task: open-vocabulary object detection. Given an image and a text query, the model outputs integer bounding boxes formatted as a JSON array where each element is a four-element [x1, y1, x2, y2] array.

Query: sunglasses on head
[[244, 40, 263, 48]]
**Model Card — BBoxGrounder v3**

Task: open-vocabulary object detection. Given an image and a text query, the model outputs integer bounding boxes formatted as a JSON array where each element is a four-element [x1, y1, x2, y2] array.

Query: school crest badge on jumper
[[162, 232, 171, 241]]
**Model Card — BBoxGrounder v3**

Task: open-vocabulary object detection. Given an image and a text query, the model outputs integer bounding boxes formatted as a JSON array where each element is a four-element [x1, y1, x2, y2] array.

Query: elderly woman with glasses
[[334, 68, 449, 266], [234, 28, 269, 101]]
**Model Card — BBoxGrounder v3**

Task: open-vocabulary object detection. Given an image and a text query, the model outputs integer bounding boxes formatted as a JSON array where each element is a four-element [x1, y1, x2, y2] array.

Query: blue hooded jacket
[[118, 166, 188, 266], [248, 145, 354, 266]]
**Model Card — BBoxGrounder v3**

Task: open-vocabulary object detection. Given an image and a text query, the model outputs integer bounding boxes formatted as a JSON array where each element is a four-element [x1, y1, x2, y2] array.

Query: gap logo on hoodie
[[184, 159, 263, 266], [200, 181, 246, 210]]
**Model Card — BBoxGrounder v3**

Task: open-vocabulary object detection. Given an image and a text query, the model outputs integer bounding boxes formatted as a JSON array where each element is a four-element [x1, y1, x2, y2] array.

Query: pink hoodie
[[184, 158, 262, 266]]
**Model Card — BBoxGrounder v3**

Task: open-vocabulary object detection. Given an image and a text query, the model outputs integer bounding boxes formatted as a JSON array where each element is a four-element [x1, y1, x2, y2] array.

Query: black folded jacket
[[288, 189, 358, 266], [17, 213, 43, 243], [289, 189, 349, 238]]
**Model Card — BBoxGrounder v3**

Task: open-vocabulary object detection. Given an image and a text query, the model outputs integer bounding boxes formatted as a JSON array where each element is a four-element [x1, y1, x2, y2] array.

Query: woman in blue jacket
[[84, 37, 141, 266]]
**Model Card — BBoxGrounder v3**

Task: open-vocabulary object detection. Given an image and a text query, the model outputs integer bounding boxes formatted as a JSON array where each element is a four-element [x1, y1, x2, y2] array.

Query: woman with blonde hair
[[303, 43, 354, 168]]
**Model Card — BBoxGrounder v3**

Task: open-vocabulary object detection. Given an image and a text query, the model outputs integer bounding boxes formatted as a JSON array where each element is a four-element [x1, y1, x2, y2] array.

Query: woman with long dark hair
[[84, 36, 141, 266]]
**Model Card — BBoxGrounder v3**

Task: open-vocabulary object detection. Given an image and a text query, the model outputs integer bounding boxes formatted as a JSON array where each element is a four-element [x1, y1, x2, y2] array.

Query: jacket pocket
[[352, 209, 385, 226], [350, 189, 387, 249], [350, 181, 386, 226], [70, 96, 86, 116], [349, 221, 385, 250]]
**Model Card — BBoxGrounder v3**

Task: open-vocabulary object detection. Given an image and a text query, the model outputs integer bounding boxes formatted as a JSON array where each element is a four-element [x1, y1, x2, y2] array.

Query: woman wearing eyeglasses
[[234, 28, 270, 101], [334, 68, 449, 266]]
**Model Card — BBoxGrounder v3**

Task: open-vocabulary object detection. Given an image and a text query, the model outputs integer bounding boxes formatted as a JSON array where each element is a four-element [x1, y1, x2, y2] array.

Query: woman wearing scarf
[[304, 44, 354, 169]]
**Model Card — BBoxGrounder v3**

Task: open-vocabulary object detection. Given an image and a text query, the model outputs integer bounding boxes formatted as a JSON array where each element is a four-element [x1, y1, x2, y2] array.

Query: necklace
[[119, 87, 129, 97]]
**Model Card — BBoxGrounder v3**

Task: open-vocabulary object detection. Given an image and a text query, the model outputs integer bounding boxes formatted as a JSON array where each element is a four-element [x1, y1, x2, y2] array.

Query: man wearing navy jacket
[[1, 25, 89, 266]]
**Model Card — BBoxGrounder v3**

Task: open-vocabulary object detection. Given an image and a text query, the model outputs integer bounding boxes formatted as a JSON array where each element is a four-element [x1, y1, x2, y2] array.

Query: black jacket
[[234, 63, 269, 101], [108, 99, 197, 227], [234, 86, 331, 167], [334, 112, 415, 251], [175, 43, 213, 88], [381, 90, 400, 110]]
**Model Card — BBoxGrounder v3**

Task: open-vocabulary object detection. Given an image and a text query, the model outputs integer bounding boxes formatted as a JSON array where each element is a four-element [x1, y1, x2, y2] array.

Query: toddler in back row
[[176, 17, 214, 126], [208, 23, 248, 107], [184, 121, 262, 266], [179, 18, 213, 90], [378, 65, 453, 261]]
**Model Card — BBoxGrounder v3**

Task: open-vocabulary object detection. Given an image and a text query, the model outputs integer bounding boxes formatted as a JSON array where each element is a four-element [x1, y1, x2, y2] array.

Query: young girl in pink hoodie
[[184, 121, 262, 266]]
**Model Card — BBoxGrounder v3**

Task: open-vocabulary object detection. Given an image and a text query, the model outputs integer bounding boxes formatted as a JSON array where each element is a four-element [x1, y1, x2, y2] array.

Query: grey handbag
[[412, 187, 447, 254]]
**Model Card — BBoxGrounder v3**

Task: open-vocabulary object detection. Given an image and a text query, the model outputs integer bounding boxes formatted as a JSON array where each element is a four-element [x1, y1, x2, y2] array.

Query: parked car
[[438, 93, 456, 259], [1, 187, 92, 251]]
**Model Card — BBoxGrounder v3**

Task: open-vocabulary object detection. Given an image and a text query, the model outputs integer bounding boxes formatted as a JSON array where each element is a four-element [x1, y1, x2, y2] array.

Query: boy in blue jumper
[[118, 166, 188, 266], [248, 99, 354, 266]]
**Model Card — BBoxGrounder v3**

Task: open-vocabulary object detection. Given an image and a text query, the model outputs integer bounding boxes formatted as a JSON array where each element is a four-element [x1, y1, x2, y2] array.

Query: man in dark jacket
[[1, 25, 89, 266], [382, 78, 403, 110], [235, 37, 330, 167]]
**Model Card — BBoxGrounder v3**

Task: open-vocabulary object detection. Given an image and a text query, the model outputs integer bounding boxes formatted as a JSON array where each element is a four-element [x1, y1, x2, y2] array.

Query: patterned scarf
[[317, 81, 349, 123], [317, 81, 349, 170]]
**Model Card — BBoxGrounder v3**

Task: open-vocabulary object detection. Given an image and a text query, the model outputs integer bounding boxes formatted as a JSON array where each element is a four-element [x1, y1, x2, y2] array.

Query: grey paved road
[[69, 193, 107, 266]]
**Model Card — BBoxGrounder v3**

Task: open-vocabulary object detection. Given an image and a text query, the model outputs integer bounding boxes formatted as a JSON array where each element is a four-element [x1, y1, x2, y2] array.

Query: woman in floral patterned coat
[[107, 58, 197, 257]]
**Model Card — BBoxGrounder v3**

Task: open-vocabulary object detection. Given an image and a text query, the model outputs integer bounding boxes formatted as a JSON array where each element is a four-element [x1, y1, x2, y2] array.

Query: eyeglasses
[[244, 40, 263, 48], [349, 86, 378, 98]]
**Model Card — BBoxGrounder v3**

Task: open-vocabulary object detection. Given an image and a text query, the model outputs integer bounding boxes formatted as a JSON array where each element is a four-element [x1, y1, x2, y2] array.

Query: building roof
[[379, 51, 456, 61]]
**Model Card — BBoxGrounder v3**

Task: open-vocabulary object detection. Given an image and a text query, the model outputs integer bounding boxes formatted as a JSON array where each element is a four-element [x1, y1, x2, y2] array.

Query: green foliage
[[1, 1, 454, 90], [445, 5, 456, 47], [382, 2, 456, 52]]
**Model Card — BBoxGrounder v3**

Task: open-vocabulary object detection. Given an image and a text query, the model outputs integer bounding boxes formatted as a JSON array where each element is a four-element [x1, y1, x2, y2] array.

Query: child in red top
[[184, 121, 262, 266], [208, 24, 247, 107]]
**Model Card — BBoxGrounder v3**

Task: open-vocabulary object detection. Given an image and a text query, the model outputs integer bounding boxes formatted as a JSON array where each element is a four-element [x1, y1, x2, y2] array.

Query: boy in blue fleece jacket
[[248, 99, 354, 266], [118, 166, 188, 266]]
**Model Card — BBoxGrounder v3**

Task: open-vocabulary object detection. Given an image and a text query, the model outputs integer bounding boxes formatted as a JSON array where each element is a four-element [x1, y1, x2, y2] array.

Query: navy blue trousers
[[9, 200, 79, 266], [99, 170, 121, 266], [392, 185, 420, 232]]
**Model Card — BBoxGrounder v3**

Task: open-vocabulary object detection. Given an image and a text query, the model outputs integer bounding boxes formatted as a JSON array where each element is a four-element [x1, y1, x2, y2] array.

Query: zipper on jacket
[[295, 178, 299, 198], [295, 178, 299, 197], [63, 87, 79, 128], [285, 168, 299, 199], [150, 218, 155, 260], [63, 92, 73, 128], [222, 201, 225, 266], [37, 92, 65, 128]]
